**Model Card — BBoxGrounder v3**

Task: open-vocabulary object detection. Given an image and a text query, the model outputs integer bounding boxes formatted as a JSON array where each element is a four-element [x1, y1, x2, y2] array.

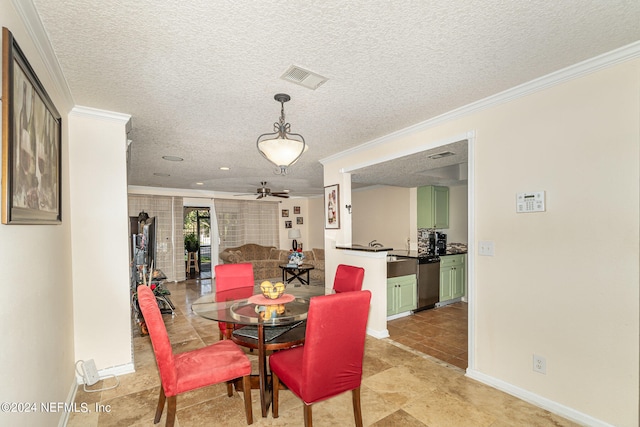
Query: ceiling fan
[[235, 182, 290, 199]]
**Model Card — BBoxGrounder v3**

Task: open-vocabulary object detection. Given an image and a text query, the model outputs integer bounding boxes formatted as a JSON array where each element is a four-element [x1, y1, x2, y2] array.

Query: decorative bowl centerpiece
[[260, 280, 286, 299]]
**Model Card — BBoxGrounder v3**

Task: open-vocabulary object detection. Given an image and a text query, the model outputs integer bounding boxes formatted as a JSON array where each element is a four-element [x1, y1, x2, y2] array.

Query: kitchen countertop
[[335, 245, 394, 252], [441, 249, 468, 255], [389, 244, 468, 258], [388, 250, 421, 258]]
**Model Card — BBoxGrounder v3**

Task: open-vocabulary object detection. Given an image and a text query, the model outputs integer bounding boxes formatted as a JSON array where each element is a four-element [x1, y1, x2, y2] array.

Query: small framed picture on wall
[[296, 217, 303, 224], [293, 206, 301, 214], [285, 220, 292, 228], [282, 209, 289, 217], [324, 184, 340, 229]]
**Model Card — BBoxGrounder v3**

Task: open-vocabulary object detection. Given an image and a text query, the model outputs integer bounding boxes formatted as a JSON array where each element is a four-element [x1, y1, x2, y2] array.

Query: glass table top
[[192, 294, 310, 326]]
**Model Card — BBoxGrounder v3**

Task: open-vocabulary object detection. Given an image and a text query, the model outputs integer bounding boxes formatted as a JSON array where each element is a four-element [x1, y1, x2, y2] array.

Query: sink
[[387, 257, 417, 278]]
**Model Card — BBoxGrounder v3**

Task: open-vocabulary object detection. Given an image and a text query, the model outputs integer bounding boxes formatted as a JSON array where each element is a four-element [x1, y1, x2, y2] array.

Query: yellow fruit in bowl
[[260, 280, 286, 299], [260, 280, 273, 295]]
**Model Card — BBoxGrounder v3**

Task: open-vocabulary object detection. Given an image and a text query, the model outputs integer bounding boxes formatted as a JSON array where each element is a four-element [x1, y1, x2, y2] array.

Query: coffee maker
[[426, 231, 437, 256], [435, 232, 447, 255]]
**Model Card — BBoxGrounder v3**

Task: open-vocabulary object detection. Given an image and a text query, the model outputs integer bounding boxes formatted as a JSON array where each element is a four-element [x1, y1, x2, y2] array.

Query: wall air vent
[[428, 151, 456, 159], [281, 65, 328, 90]]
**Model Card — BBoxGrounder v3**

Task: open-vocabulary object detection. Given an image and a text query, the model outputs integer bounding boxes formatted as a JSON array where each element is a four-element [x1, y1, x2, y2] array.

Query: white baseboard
[[58, 376, 79, 427], [386, 311, 412, 321], [367, 327, 389, 339], [465, 368, 614, 427]]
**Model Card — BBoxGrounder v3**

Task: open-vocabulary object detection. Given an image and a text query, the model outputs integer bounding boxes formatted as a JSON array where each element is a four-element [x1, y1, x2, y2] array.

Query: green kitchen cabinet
[[387, 274, 417, 316], [439, 254, 466, 302], [417, 185, 449, 229]]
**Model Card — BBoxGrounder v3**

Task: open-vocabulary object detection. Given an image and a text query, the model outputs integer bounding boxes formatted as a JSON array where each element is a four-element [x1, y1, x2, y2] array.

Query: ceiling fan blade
[[272, 194, 290, 198]]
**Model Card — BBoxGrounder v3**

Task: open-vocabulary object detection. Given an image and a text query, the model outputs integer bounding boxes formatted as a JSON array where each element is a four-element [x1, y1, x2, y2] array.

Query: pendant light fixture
[[256, 93, 307, 175]]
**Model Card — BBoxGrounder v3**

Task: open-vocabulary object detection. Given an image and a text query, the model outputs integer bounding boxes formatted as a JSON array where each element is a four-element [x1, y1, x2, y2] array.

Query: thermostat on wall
[[516, 191, 545, 213]]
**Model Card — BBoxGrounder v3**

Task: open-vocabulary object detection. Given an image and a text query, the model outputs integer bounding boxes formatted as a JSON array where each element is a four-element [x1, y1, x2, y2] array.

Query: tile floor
[[67, 278, 580, 426], [388, 302, 468, 370]]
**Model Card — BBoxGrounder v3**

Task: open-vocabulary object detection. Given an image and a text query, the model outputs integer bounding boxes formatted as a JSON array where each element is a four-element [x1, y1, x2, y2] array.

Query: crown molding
[[320, 40, 640, 165], [70, 106, 131, 124], [12, 0, 74, 109]]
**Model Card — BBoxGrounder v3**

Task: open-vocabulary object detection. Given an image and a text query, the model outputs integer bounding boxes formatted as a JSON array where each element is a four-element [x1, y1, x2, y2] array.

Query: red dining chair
[[136, 285, 253, 426], [270, 290, 372, 426], [333, 264, 365, 293], [215, 263, 255, 339]]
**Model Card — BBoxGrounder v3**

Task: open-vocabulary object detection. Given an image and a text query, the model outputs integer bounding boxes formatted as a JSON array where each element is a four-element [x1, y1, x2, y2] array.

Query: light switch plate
[[479, 240, 495, 256]]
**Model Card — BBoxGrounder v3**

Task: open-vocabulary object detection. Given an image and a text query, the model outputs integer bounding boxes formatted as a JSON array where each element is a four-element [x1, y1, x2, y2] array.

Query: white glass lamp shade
[[288, 229, 301, 239], [258, 137, 308, 167]]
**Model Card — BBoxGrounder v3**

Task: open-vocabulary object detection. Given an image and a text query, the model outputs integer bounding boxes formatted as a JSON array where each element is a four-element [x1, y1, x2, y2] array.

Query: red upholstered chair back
[[215, 263, 255, 338], [215, 263, 255, 291], [300, 290, 371, 404], [137, 285, 178, 396], [333, 264, 365, 293]]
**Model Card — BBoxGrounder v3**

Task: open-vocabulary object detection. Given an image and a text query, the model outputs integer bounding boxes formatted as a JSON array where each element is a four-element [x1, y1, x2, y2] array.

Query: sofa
[[219, 243, 325, 282]]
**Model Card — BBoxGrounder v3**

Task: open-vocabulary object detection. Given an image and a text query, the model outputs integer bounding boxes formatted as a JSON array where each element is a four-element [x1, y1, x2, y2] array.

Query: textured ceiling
[[30, 0, 640, 197]]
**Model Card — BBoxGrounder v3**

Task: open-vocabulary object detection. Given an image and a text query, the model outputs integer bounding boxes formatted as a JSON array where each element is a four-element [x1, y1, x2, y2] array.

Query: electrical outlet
[[478, 240, 495, 256], [533, 354, 546, 374], [82, 359, 100, 385]]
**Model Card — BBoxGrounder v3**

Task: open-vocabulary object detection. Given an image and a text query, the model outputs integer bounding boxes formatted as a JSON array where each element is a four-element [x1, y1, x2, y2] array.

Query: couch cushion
[[270, 248, 285, 260], [234, 244, 275, 260], [277, 250, 291, 262], [229, 250, 244, 262], [312, 248, 324, 261]]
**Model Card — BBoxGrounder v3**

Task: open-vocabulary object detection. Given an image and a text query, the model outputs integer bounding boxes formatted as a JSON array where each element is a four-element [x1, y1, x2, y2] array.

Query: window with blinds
[[128, 194, 184, 282], [214, 199, 279, 251]]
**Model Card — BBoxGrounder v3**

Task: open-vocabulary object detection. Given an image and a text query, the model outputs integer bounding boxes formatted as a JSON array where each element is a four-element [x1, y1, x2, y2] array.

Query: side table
[[279, 263, 315, 286]]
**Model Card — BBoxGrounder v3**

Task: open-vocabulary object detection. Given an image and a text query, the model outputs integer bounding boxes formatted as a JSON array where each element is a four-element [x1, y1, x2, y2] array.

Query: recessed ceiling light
[[162, 155, 183, 161], [195, 182, 204, 186], [153, 172, 170, 177], [220, 167, 230, 171]]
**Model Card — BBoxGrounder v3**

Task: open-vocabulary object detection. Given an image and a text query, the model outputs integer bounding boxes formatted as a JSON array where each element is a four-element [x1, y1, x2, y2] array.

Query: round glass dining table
[[192, 293, 310, 417]]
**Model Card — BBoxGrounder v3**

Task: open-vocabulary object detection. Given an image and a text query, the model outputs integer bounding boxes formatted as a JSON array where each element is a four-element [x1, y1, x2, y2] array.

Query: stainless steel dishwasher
[[416, 255, 440, 311]]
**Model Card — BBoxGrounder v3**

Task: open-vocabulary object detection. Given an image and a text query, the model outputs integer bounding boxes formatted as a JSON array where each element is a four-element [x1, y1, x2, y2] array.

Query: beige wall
[[352, 186, 412, 250], [1, 4, 73, 426], [323, 58, 639, 426], [68, 108, 132, 373], [306, 196, 324, 249]]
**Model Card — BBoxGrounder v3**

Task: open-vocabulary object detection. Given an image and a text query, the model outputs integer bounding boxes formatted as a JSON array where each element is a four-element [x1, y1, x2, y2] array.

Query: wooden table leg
[[257, 324, 271, 417]]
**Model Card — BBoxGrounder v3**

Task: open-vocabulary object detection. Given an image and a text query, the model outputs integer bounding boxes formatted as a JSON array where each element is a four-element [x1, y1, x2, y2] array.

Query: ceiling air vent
[[428, 151, 456, 160], [281, 65, 328, 90]]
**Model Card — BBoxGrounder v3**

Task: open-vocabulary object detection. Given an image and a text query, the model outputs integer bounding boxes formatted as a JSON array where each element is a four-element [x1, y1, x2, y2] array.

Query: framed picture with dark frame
[[324, 184, 340, 229], [281, 209, 289, 217], [296, 216, 303, 225], [2, 27, 62, 224], [293, 206, 300, 214], [285, 220, 292, 229]]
